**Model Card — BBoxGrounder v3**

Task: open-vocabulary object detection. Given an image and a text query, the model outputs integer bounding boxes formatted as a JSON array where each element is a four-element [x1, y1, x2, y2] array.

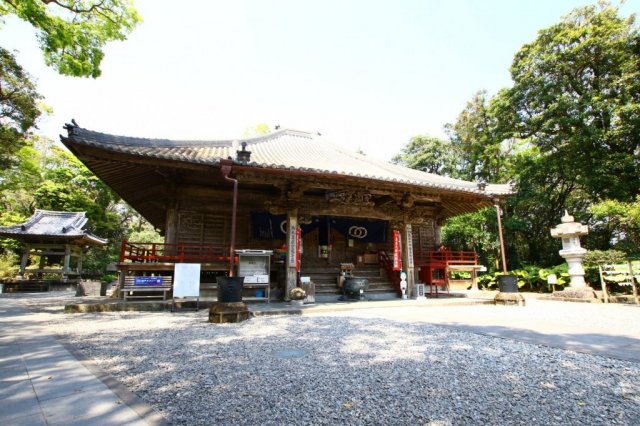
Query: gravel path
[[11, 294, 632, 426]]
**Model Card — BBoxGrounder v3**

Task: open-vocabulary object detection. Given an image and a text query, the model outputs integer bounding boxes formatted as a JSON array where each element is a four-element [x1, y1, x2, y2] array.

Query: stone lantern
[[550, 211, 595, 299]]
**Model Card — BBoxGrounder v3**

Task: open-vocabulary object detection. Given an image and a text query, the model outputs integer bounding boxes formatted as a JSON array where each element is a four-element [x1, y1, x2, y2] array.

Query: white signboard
[[173, 263, 201, 297]]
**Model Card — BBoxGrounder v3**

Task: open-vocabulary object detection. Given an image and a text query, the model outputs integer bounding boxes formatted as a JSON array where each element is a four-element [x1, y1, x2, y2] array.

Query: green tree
[[444, 90, 519, 182], [589, 197, 640, 255], [0, 0, 141, 78], [391, 135, 456, 176], [506, 2, 640, 201], [442, 208, 500, 271], [243, 123, 271, 137], [506, 146, 590, 266], [0, 139, 159, 275], [0, 47, 42, 169], [34, 145, 122, 238]]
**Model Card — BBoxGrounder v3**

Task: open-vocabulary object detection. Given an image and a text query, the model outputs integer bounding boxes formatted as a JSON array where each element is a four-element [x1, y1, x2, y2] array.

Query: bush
[[476, 263, 569, 292], [0, 252, 18, 279], [583, 249, 627, 266], [583, 249, 628, 285]]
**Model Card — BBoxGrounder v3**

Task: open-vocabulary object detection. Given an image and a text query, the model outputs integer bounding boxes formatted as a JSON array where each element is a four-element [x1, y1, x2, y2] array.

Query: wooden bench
[[122, 276, 172, 301]]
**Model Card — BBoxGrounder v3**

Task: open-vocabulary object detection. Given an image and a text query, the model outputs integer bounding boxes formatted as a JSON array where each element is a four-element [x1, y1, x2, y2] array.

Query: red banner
[[393, 230, 401, 271]]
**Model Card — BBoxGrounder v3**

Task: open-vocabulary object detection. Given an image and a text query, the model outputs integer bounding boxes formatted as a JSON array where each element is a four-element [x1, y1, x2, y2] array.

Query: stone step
[[313, 277, 393, 287], [314, 281, 397, 294], [315, 286, 398, 295]]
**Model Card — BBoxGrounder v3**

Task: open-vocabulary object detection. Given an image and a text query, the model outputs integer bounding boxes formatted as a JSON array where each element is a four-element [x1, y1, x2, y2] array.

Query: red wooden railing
[[119, 241, 232, 264], [418, 250, 478, 267], [378, 250, 402, 296], [417, 250, 478, 295]]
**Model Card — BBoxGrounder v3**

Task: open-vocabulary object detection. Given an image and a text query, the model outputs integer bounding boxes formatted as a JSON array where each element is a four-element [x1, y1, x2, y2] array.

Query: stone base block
[[552, 287, 598, 301], [209, 302, 250, 323], [494, 292, 526, 306]]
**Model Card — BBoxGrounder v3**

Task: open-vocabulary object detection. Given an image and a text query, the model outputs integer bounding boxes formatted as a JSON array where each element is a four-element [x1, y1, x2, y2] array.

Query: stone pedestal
[[301, 281, 315, 304], [494, 274, 526, 306], [551, 287, 598, 301], [494, 292, 526, 306], [209, 302, 250, 323]]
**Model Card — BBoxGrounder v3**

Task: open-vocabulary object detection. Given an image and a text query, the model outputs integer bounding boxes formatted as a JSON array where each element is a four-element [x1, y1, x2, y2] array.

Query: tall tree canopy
[[0, 47, 42, 169], [444, 90, 517, 182], [0, 0, 141, 78], [506, 2, 640, 201], [391, 135, 456, 176], [395, 2, 640, 269]]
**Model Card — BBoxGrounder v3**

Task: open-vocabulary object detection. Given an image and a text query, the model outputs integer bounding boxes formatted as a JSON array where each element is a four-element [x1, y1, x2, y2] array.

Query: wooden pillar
[[285, 209, 298, 301], [63, 244, 71, 278], [77, 247, 83, 275], [435, 218, 443, 245], [165, 198, 179, 245], [402, 222, 415, 298], [20, 244, 29, 276]]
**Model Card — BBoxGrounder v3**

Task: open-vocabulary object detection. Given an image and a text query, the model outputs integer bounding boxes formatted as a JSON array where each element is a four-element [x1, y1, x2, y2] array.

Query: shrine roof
[[0, 210, 108, 245], [61, 124, 512, 197]]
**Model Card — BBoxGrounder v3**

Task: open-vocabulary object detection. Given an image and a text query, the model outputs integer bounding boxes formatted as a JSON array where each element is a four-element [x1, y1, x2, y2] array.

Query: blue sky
[[3, 0, 638, 161]]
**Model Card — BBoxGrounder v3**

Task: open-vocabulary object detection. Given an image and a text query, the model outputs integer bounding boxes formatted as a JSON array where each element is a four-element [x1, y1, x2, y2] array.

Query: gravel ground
[[7, 293, 640, 425]]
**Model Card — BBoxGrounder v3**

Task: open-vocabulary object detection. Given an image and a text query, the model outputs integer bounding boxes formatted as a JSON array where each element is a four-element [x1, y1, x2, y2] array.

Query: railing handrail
[[120, 240, 232, 264], [415, 250, 478, 266], [378, 250, 401, 296]]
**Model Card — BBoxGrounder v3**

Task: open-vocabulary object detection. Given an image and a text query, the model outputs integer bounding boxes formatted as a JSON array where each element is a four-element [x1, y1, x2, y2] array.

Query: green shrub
[[476, 263, 569, 292], [583, 249, 628, 285], [584, 249, 627, 266], [0, 252, 18, 279], [101, 273, 118, 283]]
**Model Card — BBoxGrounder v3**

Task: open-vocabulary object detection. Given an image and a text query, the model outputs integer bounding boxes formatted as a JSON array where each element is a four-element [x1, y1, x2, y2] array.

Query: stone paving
[[0, 296, 166, 426], [2, 290, 640, 424]]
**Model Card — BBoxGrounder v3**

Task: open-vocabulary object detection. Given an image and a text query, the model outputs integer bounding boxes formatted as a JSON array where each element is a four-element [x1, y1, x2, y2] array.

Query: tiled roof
[[62, 125, 512, 197], [0, 210, 107, 245]]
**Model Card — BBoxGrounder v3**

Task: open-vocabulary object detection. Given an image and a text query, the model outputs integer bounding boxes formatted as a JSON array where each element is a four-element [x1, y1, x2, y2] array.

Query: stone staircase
[[300, 262, 399, 301]]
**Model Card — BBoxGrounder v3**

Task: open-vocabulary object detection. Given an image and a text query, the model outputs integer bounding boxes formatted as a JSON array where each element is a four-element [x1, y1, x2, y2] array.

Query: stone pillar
[[401, 223, 415, 297], [285, 209, 298, 301]]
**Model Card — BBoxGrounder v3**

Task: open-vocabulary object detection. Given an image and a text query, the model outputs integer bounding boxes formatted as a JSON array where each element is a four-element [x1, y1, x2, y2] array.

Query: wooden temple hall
[[61, 122, 511, 301]]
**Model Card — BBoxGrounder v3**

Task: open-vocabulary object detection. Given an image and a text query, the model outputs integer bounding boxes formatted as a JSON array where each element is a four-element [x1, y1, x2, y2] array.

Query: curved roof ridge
[[65, 124, 316, 148], [62, 123, 513, 197], [0, 209, 107, 245]]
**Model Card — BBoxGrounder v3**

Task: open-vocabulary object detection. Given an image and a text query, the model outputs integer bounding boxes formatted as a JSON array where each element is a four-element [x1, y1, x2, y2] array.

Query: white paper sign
[[173, 263, 201, 297]]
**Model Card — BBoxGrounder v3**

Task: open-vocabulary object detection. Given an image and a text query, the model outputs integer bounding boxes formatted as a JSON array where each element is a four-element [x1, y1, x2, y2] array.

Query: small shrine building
[[0, 209, 107, 280]]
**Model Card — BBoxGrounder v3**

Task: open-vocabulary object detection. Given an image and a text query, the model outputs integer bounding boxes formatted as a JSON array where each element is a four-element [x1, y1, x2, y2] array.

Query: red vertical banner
[[393, 230, 402, 271], [295, 226, 302, 273]]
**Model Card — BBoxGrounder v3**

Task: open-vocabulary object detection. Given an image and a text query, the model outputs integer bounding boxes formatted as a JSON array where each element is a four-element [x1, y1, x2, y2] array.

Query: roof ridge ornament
[[236, 141, 252, 164]]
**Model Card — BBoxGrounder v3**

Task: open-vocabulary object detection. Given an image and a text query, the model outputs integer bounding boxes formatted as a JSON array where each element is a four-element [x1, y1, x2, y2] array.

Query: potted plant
[[289, 286, 306, 306]]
